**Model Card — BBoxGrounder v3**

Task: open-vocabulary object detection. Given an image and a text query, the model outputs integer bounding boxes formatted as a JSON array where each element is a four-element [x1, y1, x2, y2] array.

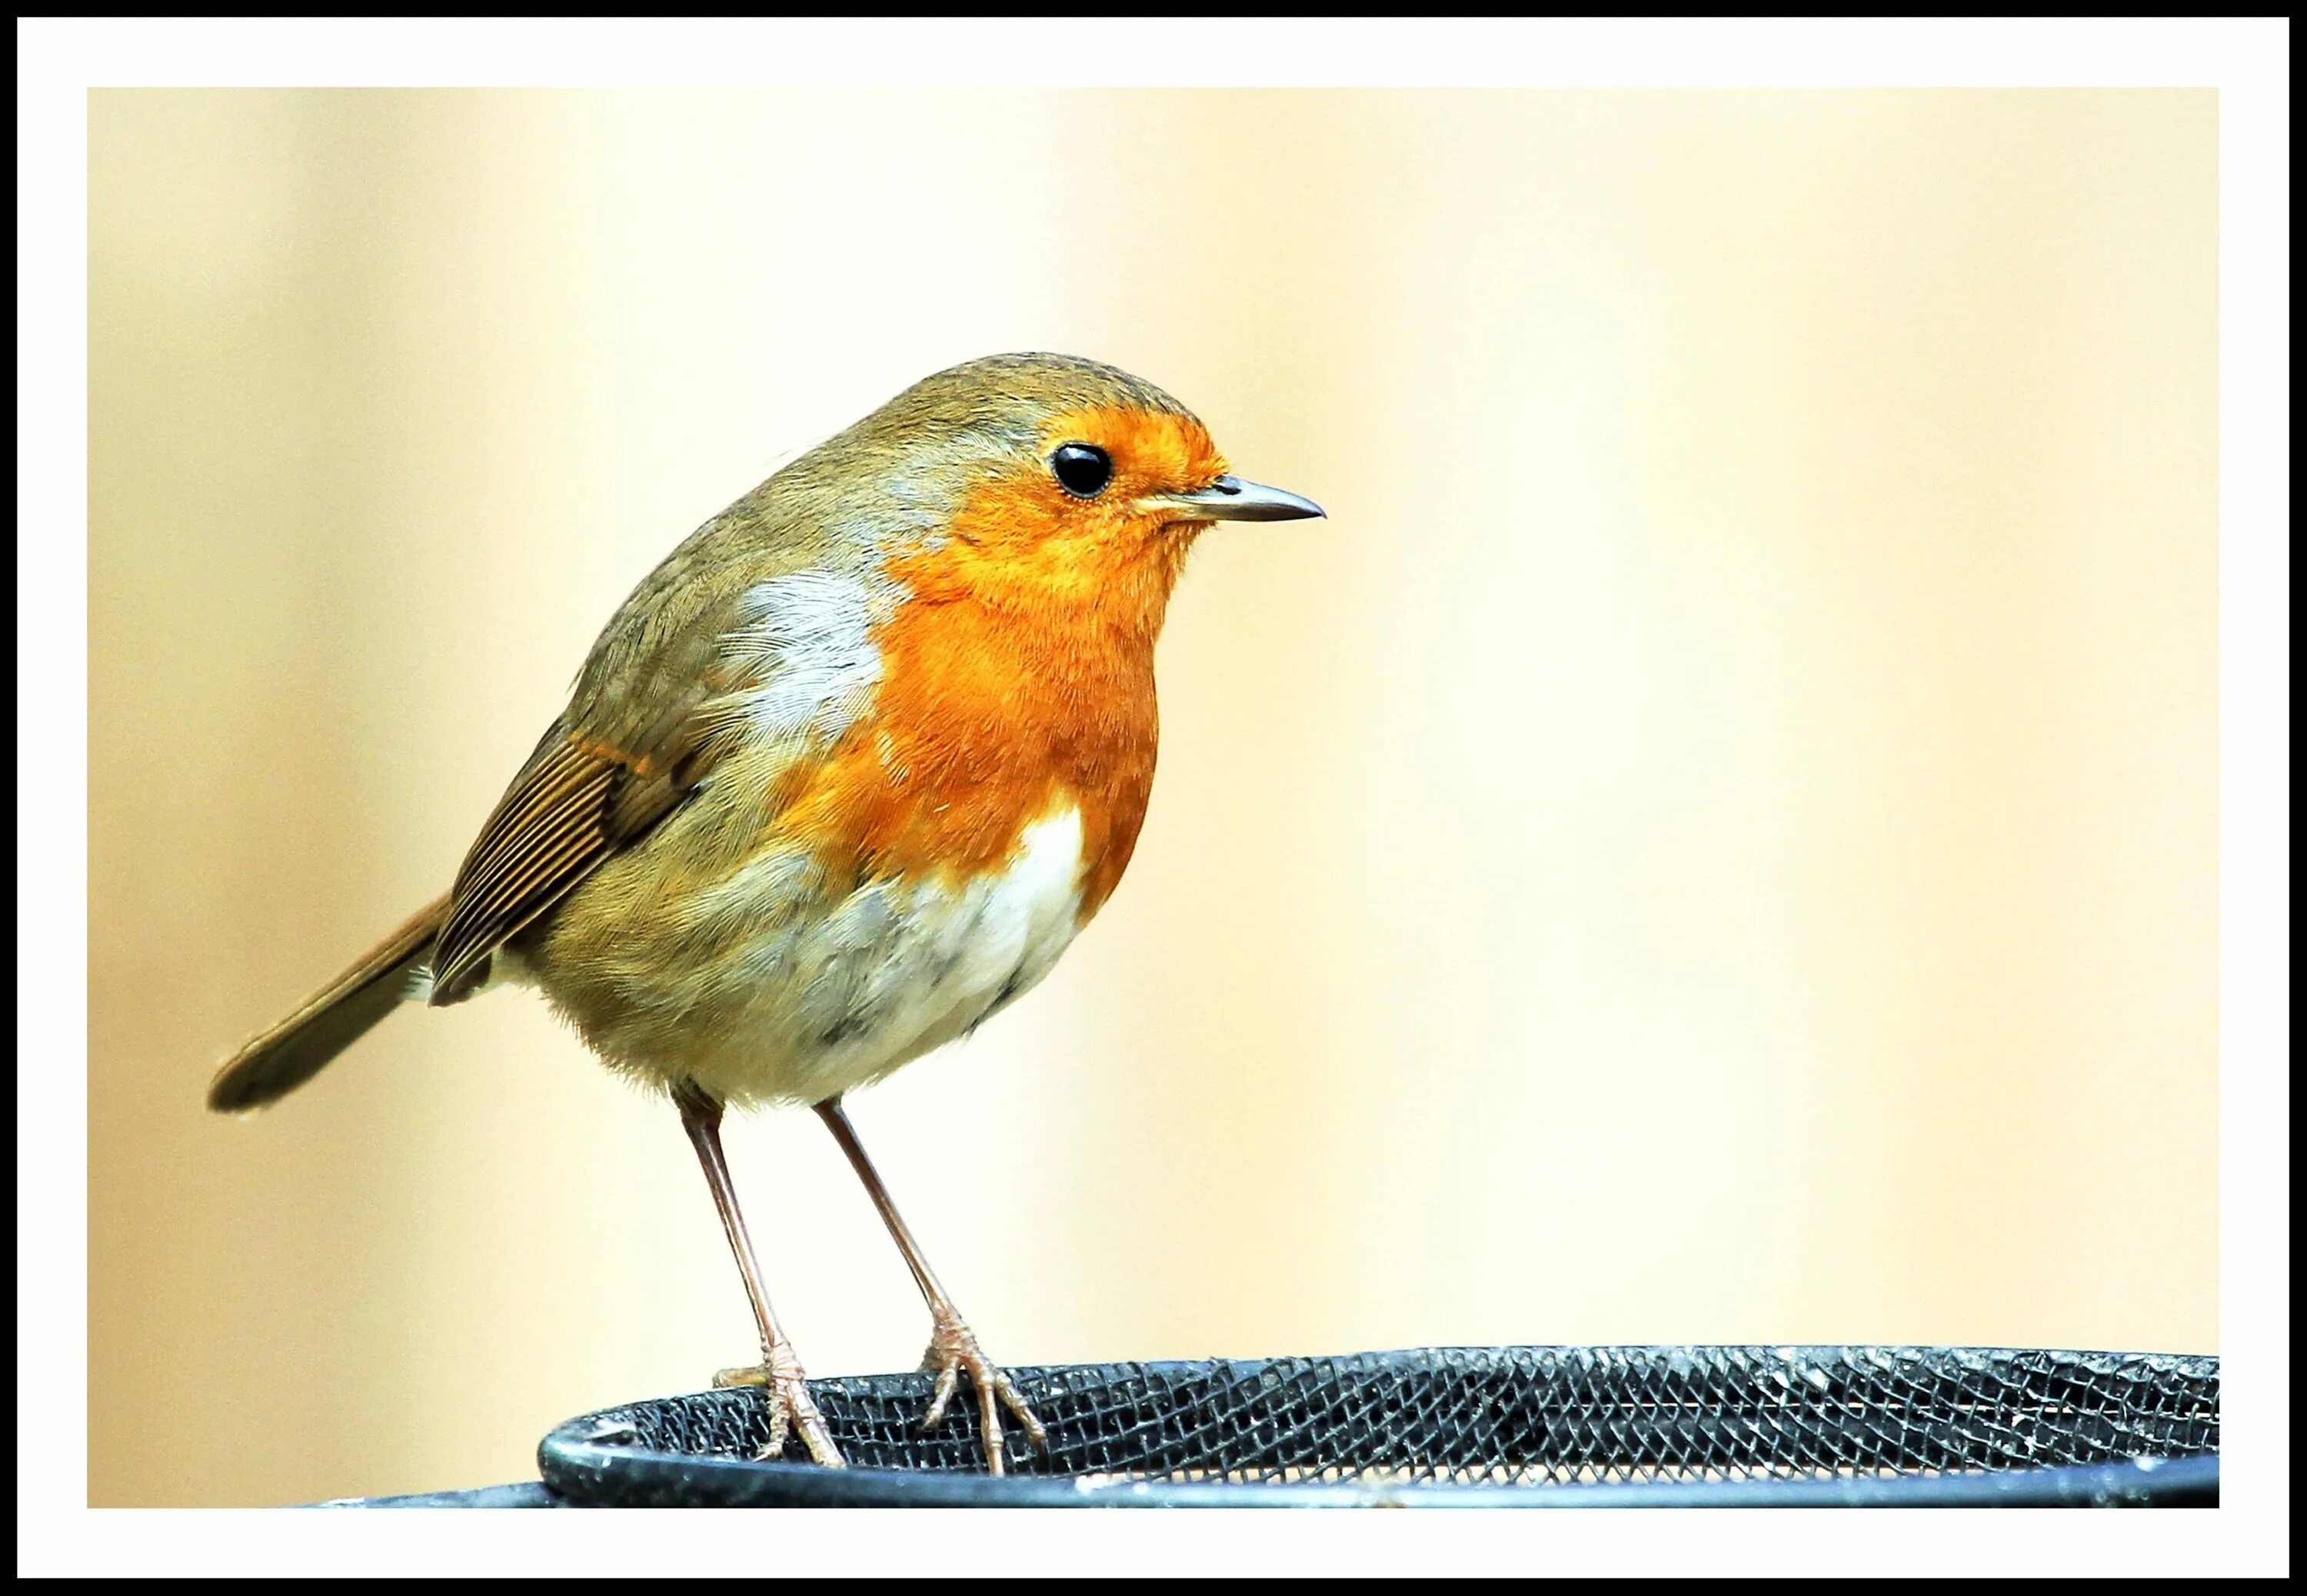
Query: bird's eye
[[1050, 443, 1114, 498]]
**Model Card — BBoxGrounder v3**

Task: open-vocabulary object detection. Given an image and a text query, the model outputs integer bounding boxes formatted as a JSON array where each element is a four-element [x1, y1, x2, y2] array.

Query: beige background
[[89, 89, 2217, 1507]]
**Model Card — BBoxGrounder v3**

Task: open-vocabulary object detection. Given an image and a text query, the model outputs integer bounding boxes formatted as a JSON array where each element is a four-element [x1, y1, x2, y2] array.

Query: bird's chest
[[777, 588, 1163, 921]]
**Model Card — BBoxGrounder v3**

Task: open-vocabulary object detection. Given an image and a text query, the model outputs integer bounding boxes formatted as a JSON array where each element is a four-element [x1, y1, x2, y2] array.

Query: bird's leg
[[674, 1083, 844, 1468], [814, 1096, 1047, 1475]]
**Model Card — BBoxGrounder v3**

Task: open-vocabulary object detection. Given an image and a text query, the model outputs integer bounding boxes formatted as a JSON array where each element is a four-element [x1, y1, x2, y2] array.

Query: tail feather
[[206, 894, 451, 1112]]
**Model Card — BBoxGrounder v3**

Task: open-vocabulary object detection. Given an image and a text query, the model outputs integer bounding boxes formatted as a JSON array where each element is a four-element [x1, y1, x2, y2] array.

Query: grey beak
[[1154, 474, 1327, 523]]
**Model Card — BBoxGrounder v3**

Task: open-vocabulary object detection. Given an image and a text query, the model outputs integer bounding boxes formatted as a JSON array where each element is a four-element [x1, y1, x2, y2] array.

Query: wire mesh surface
[[538, 1345, 2218, 1507]]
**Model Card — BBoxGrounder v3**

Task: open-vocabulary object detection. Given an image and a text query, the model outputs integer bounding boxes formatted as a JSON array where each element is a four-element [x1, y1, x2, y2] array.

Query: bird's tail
[[206, 894, 450, 1112]]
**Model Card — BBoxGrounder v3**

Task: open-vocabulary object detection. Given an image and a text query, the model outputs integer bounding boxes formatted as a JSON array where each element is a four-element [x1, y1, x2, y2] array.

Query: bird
[[205, 351, 1325, 1475]]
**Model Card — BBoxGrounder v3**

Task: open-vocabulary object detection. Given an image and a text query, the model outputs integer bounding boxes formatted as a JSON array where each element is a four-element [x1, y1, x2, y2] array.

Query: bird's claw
[[714, 1350, 846, 1468], [918, 1312, 1047, 1476]]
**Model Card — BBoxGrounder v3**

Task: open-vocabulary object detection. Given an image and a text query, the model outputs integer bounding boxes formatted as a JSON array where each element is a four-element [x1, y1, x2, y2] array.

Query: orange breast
[[770, 467, 1198, 921]]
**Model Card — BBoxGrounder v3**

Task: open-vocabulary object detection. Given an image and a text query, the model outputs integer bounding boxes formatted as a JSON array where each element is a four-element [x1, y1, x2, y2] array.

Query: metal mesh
[[541, 1345, 2215, 1505]]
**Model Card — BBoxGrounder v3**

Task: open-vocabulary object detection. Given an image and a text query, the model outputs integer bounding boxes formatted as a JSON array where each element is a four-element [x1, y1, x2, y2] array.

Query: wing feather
[[429, 677, 724, 1004], [429, 745, 621, 1001]]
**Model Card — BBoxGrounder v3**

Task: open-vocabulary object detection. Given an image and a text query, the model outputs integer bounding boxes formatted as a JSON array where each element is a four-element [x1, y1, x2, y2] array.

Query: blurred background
[[89, 89, 2216, 1506]]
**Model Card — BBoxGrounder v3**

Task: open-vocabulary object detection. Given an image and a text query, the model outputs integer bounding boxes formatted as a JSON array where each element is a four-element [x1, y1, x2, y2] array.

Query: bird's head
[[830, 352, 1323, 621]]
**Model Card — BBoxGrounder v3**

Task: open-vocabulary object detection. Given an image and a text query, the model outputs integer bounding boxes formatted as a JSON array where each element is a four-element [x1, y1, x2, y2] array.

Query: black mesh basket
[[537, 1345, 2219, 1507]]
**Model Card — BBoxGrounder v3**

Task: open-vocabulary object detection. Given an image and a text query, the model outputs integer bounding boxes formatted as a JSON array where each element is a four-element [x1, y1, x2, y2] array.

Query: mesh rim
[[537, 1345, 2219, 1508]]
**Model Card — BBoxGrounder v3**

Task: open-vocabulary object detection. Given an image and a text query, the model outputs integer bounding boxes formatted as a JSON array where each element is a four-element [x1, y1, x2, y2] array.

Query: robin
[[205, 352, 1325, 1475]]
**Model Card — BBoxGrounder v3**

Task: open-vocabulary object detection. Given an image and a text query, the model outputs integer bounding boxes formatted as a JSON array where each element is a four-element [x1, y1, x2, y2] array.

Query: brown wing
[[427, 685, 720, 1004]]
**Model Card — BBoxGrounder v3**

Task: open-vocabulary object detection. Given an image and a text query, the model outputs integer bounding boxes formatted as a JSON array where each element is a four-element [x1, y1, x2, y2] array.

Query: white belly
[[596, 805, 1090, 1108]]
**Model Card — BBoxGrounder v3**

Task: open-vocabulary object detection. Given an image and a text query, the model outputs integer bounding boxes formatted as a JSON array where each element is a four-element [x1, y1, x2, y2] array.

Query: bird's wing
[[426, 692, 721, 1004], [426, 520, 834, 1005]]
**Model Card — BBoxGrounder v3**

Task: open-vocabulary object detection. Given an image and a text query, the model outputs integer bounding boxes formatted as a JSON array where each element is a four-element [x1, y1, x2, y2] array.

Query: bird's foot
[[919, 1308, 1047, 1476], [714, 1345, 846, 1468]]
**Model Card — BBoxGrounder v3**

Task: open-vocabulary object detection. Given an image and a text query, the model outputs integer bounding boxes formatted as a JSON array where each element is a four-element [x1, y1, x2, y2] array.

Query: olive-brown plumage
[[207, 351, 1323, 1472]]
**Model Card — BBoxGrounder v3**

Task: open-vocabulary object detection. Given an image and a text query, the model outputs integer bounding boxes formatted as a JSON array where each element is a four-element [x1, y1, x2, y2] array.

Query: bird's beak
[[1146, 474, 1327, 524]]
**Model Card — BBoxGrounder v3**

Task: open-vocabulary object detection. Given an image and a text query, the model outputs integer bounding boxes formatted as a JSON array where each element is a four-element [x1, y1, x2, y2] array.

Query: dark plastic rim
[[538, 1444, 2216, 1509], [537, 1346, 2219, 1509]]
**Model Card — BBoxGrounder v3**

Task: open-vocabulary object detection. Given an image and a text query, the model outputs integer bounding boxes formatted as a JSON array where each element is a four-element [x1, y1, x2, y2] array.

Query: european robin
[[207, 352, 1325, 1473]]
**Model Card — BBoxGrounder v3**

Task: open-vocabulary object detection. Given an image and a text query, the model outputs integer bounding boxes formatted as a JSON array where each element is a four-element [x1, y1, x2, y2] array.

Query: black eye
[[1050, 443, 1113, 498]]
